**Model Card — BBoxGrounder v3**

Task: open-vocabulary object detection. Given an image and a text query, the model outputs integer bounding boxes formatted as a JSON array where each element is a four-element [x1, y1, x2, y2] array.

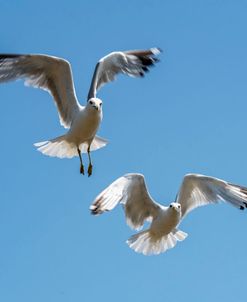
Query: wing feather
[[87, 48, 161, 100], [90, 173, 161, 230], [177, 174, 247, 218], [0, 54, 81, 128]]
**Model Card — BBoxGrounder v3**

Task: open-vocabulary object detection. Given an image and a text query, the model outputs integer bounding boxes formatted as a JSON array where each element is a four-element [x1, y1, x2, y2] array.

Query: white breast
[[67, 107, 102, 145], [150, 207, 181, 237]]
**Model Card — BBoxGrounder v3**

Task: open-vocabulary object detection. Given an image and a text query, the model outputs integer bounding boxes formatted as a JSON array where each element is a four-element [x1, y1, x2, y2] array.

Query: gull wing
[[176, 174, 247, 218], [0, 54, 81, 128], [87, 48, 161, 100], [90, 173, 161, 230]]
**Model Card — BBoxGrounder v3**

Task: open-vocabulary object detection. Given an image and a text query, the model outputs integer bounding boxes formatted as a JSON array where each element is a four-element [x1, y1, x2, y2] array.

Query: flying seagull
[[0, 48, 161, 176], [90, 173, 247, 255]]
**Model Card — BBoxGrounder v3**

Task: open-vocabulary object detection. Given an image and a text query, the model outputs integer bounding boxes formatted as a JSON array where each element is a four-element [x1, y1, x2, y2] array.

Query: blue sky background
[[1, 1, 247, 301]]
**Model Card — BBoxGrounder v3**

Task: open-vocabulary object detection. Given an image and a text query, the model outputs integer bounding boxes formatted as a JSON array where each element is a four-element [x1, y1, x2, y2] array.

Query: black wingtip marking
[[152, 57, 160, 63], [90, 197, 104, 215], [138, 56, 156, 67], [142, 66, 149, 72], [0, 54, 22, 59], [240, 205, 245, 210], [90, 206, 100, 215], [243, 202, 247, 208], [90, 208, 105, 215]]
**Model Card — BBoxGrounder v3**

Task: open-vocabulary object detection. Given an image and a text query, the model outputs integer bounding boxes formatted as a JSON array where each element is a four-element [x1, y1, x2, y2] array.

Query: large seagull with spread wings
[[90, 173, 247, 255], [0, 48, 161, 176]]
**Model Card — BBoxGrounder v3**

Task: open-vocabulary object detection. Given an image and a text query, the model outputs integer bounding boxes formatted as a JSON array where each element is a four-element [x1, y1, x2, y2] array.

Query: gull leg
[[87, 146, 93, 177], [77, 147, 84, 175]]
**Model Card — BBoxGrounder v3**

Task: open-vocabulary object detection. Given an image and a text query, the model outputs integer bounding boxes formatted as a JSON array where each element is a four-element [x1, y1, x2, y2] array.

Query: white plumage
[[0, 48, 161, 176], [90, 173, 247, 255]]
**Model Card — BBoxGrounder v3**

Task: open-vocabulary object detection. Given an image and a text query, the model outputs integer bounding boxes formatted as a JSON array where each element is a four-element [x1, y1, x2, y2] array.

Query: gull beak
[[93, 105, 99, 111]]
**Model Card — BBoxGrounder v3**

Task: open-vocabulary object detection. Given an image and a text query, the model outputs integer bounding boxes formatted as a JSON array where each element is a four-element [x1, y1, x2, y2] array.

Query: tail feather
[[34, 135, 78, 158], [90, 135, 108, 151], [126, 229, 188, 256], [34, 135, 108, 158], [173, 229, 188, 241], [79, 135, 108, 153]]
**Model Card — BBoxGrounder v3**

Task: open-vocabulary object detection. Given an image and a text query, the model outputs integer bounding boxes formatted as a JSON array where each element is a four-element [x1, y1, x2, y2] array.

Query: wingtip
[[151, 47, 163, 55], [0, 54, 22, 59], [89, 204, 98, 215], [90, 204, 108, 215], [89, 206, 98, 216], [240, 201, 247, 210], [90, 197, 105, 215]]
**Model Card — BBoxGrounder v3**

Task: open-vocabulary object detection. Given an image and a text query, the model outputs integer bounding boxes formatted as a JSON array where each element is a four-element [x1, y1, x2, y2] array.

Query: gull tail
[[34, 135, 108, 158], [78, 135, 108, 153], [34, 135, 78, 158], [126, 229, 188, 256]]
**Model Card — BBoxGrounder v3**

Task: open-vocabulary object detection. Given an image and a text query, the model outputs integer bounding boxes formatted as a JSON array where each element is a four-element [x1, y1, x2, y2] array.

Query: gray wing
[[90, 173, 161, 230], [176, 174, 247, 218], [0, 54, 81, 128], [87, 48, 161, 100]]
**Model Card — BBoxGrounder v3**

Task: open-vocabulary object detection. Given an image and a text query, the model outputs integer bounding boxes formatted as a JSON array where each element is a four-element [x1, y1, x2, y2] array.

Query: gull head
[[87, 98, 102, 111], [169, 202, 181, 213]]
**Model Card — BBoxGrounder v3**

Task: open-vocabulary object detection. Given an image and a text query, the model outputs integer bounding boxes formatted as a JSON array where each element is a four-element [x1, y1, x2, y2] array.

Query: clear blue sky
[[1, 1, 247, 301]]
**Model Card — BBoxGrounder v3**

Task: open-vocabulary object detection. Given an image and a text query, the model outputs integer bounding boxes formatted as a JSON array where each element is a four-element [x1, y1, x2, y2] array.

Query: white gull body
[[0, 48, 161, 175], [91, 173, 247, 255]]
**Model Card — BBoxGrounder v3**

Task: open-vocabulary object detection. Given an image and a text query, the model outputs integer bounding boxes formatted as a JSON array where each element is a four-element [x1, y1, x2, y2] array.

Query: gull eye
[[89, 100, 93, 105], [100, 103, 102, 106], [169, 205, 172, 208]]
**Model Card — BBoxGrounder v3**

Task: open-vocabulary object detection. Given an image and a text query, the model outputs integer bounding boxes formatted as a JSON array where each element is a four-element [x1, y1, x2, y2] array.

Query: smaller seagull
[[0, 48, 161, 176], [90, 173, 247, 255]]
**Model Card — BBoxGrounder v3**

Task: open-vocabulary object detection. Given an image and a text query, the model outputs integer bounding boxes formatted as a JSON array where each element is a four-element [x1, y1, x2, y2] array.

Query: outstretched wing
[[0, 54, 81, 128], [176, 174, 247, 218], [90, 173, 161, 230], [87, 48, 161, 100]]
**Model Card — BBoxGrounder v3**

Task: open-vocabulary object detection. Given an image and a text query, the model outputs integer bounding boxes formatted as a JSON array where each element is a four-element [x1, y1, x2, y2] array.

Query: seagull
[[0, 48, 161, 176], [90, 173, 247, 255]]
